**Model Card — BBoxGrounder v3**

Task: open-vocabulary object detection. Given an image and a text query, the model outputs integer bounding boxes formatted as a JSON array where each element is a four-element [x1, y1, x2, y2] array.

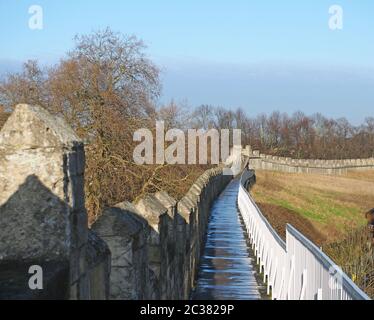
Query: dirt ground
[[256, 202, 327, 246]]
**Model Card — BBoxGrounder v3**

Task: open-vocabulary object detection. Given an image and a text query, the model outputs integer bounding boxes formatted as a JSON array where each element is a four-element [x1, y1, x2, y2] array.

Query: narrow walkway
[[191, 179, 263, 300]]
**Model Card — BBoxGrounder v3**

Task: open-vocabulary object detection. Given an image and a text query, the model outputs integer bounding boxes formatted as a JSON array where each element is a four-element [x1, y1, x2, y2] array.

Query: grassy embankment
[[252, 170, 374, 245], [251, 170, 374, 297]]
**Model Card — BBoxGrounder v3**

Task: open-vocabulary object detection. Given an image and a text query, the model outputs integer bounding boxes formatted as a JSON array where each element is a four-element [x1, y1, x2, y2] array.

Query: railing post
[[300, 269, 307, 300], [271, 257, 278, 298], [277, 267, 285, 300], [287, 255, 295, 300]]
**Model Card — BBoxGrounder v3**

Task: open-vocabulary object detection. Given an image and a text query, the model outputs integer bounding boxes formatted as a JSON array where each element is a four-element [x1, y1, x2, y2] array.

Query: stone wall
[[244, 146, 374, 175], [92, 167, 233, 300], [0, 104, 110, 300], [0, 104, 233, 300]]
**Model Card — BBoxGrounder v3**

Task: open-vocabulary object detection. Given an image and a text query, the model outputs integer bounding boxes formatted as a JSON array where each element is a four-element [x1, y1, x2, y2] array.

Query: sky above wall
[[0, 0, 373, 123]]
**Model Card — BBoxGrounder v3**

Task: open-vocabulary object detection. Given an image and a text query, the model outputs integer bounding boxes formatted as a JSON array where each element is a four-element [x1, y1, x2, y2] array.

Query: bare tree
[[193, 104, 215, 129], [157, 100, 191, 130], [0, 60, 48, 110], [0, 28, 209, 223]]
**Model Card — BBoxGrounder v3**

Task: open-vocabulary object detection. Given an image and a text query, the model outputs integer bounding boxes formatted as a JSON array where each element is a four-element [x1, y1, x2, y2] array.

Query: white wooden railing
[[238, 169, 371, 300]]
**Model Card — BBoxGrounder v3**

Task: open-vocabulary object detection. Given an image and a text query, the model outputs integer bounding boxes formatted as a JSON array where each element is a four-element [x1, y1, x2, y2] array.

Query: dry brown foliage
[[0, 28, 211, 224], [325, 227, 374, 298]]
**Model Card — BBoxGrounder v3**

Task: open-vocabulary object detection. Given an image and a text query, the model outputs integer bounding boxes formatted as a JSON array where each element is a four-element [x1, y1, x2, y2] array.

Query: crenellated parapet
[[243, 145, 374, 175], [0, 104, 234, 300], [92, 166, 233, 300]]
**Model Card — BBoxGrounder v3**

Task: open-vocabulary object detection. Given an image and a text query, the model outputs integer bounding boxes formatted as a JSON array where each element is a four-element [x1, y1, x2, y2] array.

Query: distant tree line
[[180, 105, 374, 160]]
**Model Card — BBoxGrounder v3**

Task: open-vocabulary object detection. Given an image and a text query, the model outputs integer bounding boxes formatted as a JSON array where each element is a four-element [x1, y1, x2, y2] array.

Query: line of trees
[[169, 104, 374, 160], [1, 28, 373, 221]]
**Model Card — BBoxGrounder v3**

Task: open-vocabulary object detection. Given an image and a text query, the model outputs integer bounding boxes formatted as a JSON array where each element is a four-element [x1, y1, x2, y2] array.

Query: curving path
[[191, 179, 263, 300]]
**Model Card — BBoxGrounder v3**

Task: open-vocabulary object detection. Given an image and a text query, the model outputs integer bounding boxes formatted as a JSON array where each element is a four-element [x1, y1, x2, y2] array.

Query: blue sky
[[0, 0, 373, 123]]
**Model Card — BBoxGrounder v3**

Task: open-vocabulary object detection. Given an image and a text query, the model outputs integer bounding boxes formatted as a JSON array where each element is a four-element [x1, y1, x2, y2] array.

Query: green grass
[[252, 170, 373, 241]]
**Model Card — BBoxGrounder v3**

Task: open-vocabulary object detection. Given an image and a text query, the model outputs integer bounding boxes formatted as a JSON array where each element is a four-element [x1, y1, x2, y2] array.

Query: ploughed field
[[251, 170, 374, 246]]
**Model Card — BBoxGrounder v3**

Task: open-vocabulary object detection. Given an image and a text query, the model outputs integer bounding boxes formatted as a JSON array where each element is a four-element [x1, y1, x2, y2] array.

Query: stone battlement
[[92, 166, 232, 300], [242, 145, 374, 175], [0, 104, 233, 300]]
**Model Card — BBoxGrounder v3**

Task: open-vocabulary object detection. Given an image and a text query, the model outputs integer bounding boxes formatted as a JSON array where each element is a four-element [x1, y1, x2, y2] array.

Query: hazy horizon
[[1, 0, 373, 124]]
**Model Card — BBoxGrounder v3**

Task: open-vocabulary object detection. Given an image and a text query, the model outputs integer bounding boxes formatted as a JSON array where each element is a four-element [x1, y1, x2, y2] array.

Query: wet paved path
[[191, 179, 262, 300]]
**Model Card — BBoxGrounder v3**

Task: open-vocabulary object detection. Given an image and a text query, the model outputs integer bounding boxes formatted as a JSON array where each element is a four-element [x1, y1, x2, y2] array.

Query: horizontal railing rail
[[238, 168, 371, 300]]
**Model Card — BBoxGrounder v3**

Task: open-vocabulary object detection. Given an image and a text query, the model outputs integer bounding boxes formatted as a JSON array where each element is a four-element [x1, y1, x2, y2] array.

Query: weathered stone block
[[85, 230, 111, 300], [0, 104, 110, 300], [0, 104, 85, 262], [92, 202, 150, 300]]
